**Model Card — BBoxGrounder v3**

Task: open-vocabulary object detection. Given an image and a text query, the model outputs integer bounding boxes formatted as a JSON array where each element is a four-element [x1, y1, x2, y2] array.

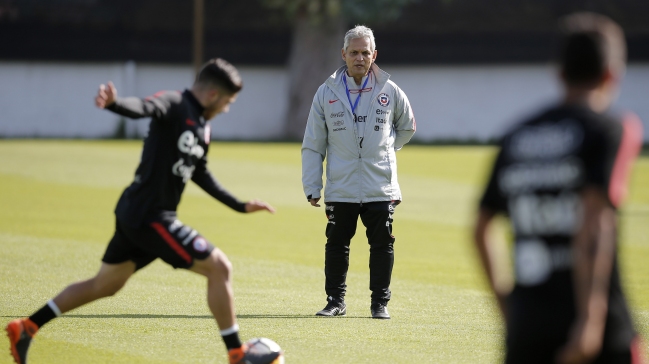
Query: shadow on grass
[[2, 314, 370, 319], [238, 314, 370, 319]]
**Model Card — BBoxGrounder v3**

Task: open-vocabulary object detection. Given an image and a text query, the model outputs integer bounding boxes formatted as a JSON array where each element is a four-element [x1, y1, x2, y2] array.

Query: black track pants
[[323, 201, 398, 303]]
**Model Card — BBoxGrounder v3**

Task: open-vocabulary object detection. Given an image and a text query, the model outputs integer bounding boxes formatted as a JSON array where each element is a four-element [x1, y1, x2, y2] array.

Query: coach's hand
[[309, 198, 321, 207], [245, 199, 276, 214], [95, 81, 117, 108]]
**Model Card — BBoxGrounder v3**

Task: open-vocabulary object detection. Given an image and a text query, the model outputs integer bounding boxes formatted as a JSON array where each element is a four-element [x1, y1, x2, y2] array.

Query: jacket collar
[[183, 89, 205, 118], [326, 63, 390, 90]]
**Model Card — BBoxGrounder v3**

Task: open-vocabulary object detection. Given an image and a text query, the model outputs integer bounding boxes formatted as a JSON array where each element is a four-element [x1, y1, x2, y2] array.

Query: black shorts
[[506, 333, 641, 364], [507, 345, 638, 364], [506, 292, 639, 364], [102, 215, 215, 270]]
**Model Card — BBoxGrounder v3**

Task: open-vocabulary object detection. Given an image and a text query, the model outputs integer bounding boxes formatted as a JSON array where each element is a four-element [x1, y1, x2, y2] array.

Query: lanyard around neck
[[343, 72, 371, 115]]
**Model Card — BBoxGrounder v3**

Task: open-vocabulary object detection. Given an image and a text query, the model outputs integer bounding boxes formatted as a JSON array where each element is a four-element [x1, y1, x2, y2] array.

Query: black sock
[[29, 304, 57, 328], [222, 332, 242, 350]]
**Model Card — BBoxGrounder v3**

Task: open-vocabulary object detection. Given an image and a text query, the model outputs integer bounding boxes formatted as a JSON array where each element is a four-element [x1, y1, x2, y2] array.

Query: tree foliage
[[261, 0, 418, 24], [343, 0, 419, 22], [260, 0, 420, 139]]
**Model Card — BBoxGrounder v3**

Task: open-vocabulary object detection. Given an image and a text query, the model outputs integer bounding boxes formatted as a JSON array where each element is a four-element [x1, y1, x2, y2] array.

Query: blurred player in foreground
[[474, 12, 645, 364], [6, 58, 280, 364]]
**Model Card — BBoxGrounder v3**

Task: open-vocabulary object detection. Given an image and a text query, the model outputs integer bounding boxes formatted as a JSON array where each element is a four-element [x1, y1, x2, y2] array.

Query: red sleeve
[[608, 113, 643, 208]]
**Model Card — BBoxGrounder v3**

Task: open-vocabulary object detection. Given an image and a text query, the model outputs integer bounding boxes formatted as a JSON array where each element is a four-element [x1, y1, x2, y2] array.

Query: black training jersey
[[479, 103, 643, 350], [106, 89, 246, 227]]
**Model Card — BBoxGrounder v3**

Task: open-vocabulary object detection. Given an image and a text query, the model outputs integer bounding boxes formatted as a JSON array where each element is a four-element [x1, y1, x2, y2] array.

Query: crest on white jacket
[[301, 63, 416, 203]]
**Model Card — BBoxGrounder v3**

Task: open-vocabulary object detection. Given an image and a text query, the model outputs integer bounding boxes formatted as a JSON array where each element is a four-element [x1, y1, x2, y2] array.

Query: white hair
[[343, 25, 376, 52]]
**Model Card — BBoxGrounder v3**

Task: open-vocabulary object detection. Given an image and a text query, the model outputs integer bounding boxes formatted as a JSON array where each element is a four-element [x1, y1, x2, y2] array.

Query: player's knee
[[369, 237, 394, 250], [206, 249, 232, 280]]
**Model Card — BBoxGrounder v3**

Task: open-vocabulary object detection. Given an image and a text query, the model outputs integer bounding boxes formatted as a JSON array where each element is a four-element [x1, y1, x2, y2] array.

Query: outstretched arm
[[95, 81, 117, 109], [95, 81, 172, 119], [244, 199, 276, 213], [192, 162, 275, 214]]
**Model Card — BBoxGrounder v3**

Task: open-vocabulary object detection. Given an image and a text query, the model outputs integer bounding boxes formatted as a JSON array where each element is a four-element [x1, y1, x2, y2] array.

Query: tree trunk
[[283, 13, 345, 140]]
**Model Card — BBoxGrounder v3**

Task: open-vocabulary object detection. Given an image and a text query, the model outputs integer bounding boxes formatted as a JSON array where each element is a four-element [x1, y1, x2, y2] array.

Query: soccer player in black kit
[[474, 13, 645, 364], [5, 58, 282, 364]]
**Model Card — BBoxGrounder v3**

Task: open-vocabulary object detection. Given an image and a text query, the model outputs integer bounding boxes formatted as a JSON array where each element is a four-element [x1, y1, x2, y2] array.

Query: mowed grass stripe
[[0, 140, 647, 363], [1, 232, 502, 363]]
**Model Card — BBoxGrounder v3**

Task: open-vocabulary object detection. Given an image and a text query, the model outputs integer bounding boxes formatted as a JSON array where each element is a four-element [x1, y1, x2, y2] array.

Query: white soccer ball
[[244, 337, 285, 364]]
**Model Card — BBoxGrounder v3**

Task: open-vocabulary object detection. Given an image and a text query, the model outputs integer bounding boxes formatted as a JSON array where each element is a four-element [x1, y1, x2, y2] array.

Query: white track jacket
[[301, 64, 416, 203]]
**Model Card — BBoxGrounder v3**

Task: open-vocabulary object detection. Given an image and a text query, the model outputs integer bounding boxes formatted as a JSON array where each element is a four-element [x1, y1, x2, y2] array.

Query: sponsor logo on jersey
[[499, 159, 583, 194], [172, 158, 195, 182], [376, 118, 387, 124], [173, 131, 206, 182], [178, 131, 205, 158], [354, 115, 367, 123], [515, 240, 572, 286], [509, 120, 583, 160], [377, 93, 390, 107], [374, 125, 383, 131], [330, 111, 345, 118], [333, 127, 347, 132], [508, 192, 580, 236], [329, 99, 339, 104], [326, 205, 334, 211], [333, 120, 344, 127], [376, 109, 391, 115]]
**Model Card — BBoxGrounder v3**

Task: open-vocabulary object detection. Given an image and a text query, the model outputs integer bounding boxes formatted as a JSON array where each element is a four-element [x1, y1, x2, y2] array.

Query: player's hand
[[245, 199, 276, 214], [309, 198, 321, 207], [556, 320, 604, 364], [95, 81, 117, 108]]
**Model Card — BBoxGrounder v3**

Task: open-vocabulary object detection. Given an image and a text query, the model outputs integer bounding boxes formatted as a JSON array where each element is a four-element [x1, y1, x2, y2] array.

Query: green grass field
[[1, 140, 647, 363]]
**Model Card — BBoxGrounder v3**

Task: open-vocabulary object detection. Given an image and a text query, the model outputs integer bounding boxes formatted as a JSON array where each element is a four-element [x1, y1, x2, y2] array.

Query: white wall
[[0, 62, 288, 139], [384, 64, 649, 142], [384, 65, 560, 141], [1, 62, 647, 141]]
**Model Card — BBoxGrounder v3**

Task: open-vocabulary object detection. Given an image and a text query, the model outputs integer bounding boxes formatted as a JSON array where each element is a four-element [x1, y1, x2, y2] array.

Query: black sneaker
[[371, 302, 390, 319], [315, 296, 346, 317]]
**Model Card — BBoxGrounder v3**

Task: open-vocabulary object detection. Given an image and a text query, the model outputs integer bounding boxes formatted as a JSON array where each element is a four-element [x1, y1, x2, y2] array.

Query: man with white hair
[[302, 25, 416, 319]]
